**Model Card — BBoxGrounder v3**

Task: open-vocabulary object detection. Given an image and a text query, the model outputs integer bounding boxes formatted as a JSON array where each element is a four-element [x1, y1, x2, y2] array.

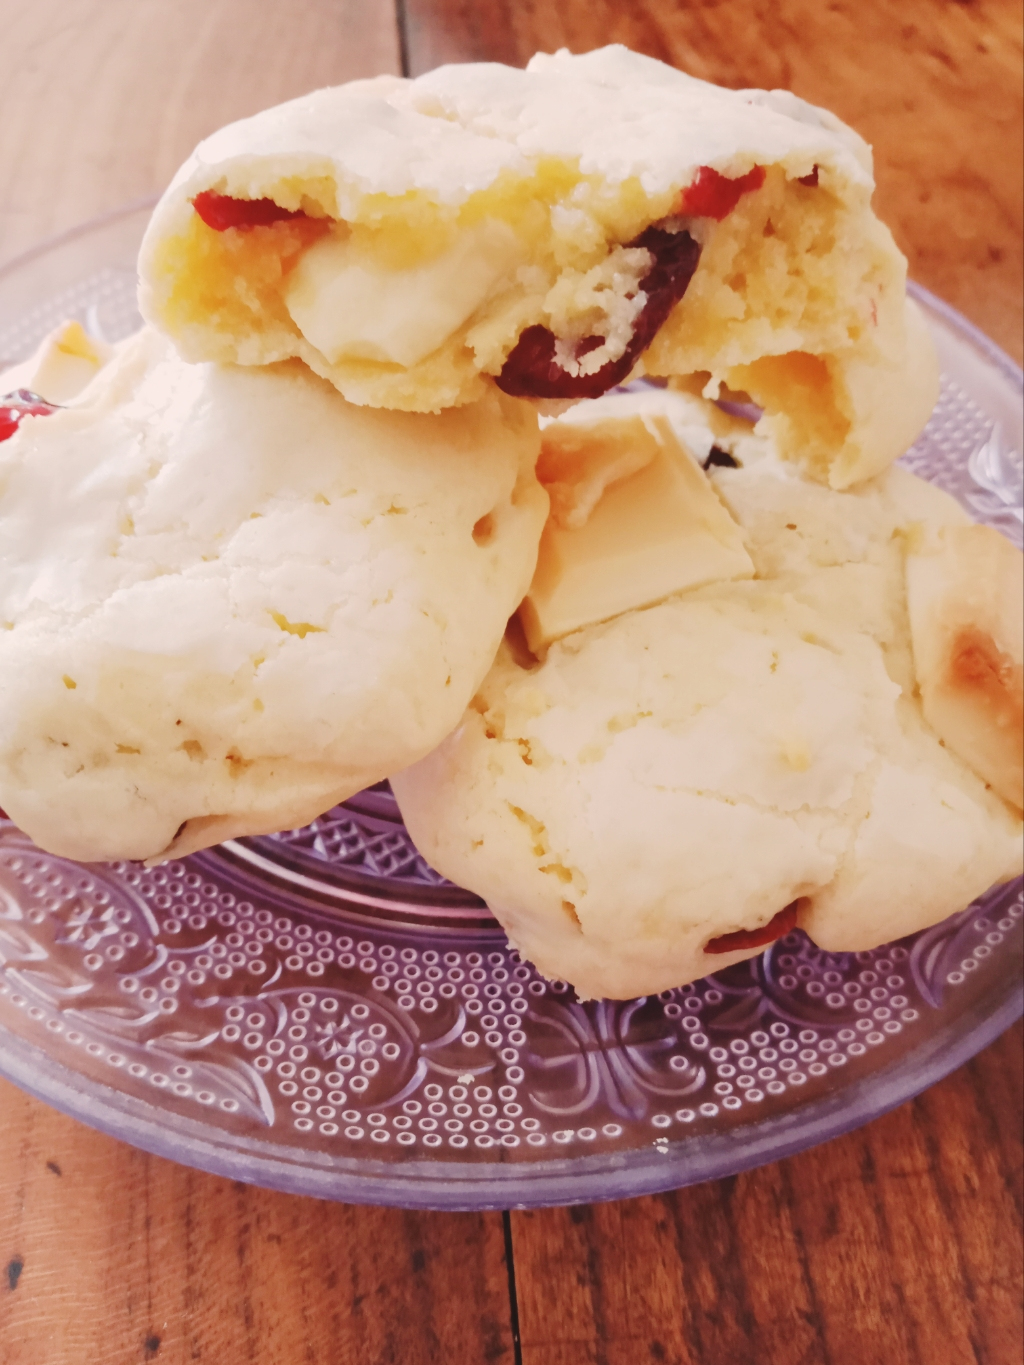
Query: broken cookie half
[[139, 45, 937, 487]]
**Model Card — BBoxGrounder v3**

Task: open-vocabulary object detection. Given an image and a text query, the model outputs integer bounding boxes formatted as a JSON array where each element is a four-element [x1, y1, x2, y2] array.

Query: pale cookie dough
[[0, 328, 546, 863], [0, 321, 114, 405], [139, 45, 936, 486], [392, 452, 1022, 999]]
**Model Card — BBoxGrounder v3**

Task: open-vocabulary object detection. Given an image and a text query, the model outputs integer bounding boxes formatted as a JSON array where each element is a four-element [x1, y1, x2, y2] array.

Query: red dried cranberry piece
[[0, 389, 60, 443], [497, 228, 701, 401], [192, 190, 307, 231], [798, 165, 819, 188], [704, 901, 800, 955], [679, 164, 766, 220]]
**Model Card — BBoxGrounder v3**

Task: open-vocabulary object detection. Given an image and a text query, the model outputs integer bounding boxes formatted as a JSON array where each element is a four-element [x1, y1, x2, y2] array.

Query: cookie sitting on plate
[[391, 394, 1023, 1000], [139, 44, 937, 488], [0, 327, 545, 863]]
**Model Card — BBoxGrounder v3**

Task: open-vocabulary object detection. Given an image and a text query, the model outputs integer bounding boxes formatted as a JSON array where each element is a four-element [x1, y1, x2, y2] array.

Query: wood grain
[[508, 1020, 1023, 1365], [400, 0, 1024, 361], [0, 1077, 515, 1365], [0, 0, 400, 266]]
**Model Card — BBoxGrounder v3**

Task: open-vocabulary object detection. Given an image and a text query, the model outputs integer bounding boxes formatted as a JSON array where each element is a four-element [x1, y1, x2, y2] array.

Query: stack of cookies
[[1, 46, 1020, 998]]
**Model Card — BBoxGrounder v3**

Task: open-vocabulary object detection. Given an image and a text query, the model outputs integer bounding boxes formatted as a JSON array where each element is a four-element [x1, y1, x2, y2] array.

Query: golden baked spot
[[270, 610, 325, 638], [179, 739, 205, 761], [62, 675, 77, 690], [608, 710, 652, 734], [225, 750, 254, 777], [116, 744, 141, 755], [540, 862, 573, 883], [508, 803, 548, 858], [561, 899, 583, 931], [779, 737, 812, 772]]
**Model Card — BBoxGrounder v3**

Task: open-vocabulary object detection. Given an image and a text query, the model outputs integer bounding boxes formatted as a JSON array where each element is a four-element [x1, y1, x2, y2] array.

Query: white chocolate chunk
[[284, 220, 523, 368], [537, 413, 659, 530], [0, 321, 114, 405], [907, 524, 1024, 810], [519, 414, 753, 652]]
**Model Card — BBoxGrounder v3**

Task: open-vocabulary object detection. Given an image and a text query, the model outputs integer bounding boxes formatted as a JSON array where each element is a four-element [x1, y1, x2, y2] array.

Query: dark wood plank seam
[[575, 1206, 613, 1364], [907, 1097, 987, 1365], [776, 1164, 837, 1365], [965, 1048, 1024, 1224], [396, 0, 412, 79], [659, 1190, 719, 1364], [143, 1155, 155, 1354], [502, 1210, 523, 1365], [856, 1141, 927, 1365]]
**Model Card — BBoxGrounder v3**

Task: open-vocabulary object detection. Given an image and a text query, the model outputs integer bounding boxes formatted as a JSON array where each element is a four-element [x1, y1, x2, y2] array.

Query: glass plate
[[0, 204, 1021, 1211]]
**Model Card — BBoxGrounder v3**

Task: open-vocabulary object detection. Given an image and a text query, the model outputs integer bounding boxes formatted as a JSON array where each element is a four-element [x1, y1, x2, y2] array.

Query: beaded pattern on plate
[[260, 783, 454, 889], [0, 267, 142, 367]]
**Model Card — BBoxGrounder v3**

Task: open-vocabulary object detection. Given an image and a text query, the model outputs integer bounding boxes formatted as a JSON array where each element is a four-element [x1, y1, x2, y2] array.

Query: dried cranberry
[[798, 165, 819, 188], [702, 446, 739, 470], [497, 228, 701, 401], [192, 190, 307, 231], [0, 389, 59, 443], [679, 164, 766, 220], [704, 901, 799, 955]]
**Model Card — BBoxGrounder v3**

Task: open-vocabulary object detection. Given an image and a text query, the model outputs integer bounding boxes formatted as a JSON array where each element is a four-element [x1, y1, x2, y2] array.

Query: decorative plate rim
[[0, 939, 1017, 1210]]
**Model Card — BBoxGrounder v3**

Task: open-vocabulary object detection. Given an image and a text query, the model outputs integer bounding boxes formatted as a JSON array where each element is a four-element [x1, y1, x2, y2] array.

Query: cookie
[[0, 328, 546, 863], [391, 440, 1022, 999], [139, 45, 935, 486], [0, 320, 114, 405]]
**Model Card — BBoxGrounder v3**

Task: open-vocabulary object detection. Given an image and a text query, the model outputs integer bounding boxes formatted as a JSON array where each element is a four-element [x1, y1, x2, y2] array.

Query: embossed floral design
[[524, 997, 706, 1119]]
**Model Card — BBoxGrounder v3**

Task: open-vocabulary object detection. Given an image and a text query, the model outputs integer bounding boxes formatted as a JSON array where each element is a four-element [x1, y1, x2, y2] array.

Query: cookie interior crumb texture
[[139, 46, 937, 488]]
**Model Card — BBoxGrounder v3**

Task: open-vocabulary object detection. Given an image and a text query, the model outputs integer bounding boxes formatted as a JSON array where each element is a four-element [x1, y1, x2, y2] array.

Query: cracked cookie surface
[[392, 441, 1022, 998], [0, 328, 546, 863]]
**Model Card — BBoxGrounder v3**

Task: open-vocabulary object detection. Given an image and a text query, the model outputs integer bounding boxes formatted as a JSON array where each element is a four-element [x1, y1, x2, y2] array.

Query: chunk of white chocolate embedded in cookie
[[907, 524, 1024, 811], [519, 412, 753, 653]]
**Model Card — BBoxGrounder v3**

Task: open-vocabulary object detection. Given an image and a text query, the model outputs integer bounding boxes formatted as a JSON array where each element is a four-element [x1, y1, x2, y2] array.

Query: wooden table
[[0, 3, 1021, 1361]]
